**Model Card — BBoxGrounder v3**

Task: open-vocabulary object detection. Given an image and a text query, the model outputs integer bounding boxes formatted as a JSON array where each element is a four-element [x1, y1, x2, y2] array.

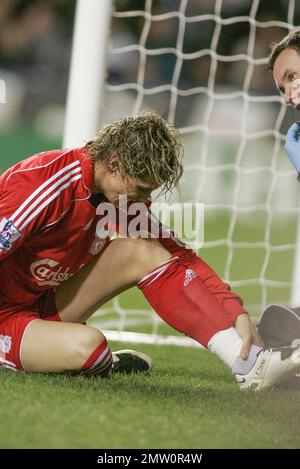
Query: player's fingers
[[251, 327, 264, 348], [254, 323, 265, 347], [249, 321, 263, 342], [240, 335, 251, 360], [255, 334, 264, 348]]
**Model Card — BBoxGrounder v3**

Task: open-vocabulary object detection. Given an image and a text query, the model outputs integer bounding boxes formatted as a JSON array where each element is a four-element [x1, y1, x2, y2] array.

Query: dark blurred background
[[1, 0, 300, 168]]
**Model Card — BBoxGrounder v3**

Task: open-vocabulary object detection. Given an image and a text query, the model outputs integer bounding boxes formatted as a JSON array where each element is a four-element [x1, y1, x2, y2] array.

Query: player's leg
[[53, 237, 242, 381], [18, 316, 112, 375], [52, 236, 300, 389], [55, 237, 246, 348], [138, 258, 300, 390], [54, 237, 255, 380], [36, 292, 153, 375], [51, 238, 166, 376], [55, 237, 172, 323]]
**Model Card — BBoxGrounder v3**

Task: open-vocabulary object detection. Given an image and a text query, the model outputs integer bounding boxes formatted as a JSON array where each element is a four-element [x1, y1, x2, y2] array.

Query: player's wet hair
[[85, 111, 184, 195], [268, 29, 300, 70]]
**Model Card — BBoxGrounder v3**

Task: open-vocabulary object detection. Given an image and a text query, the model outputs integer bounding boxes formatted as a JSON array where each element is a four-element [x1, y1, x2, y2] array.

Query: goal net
[[66, 0, 300, 346]]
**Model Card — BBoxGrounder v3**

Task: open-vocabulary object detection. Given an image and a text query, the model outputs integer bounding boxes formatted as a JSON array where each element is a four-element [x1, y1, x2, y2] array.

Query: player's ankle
[[208, 327, 243, 367]]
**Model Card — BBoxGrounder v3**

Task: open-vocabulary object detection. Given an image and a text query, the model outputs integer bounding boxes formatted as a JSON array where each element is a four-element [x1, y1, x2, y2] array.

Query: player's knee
[[73, 326, 106, 370], [111, 238, 171, 279], [137, 238, 171, 264], [132, 239, 172, 279]]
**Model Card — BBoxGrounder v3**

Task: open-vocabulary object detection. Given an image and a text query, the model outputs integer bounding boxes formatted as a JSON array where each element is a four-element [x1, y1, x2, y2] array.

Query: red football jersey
[[0, 146, 244, 323], [0, 147, 190, 317]]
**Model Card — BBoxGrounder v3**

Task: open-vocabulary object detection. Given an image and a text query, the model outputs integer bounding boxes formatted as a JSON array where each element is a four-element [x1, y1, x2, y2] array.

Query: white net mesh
[[93, 0, 300, 344]]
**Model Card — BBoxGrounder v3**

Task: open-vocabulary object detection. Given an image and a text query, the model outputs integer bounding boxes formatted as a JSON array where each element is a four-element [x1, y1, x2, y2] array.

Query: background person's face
[[273, 47, 300, 108]]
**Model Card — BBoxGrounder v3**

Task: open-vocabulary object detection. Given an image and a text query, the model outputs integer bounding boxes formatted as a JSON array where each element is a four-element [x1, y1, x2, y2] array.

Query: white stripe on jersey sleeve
[[11, 160, 81, 222], [18, 174, 82, 231], [13, 166, 82, 228]]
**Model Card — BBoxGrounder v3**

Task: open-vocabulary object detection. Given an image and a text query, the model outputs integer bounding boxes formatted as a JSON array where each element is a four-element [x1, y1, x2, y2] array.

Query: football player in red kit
[[1, 111, 300, 390]]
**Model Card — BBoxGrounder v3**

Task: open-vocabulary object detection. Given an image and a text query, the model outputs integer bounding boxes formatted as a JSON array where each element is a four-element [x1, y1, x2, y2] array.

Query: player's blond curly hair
[[86, 111, 184, 195]]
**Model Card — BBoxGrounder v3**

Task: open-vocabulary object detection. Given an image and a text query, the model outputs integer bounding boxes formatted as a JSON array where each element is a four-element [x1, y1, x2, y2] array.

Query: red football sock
[[138, 256, 244, 346], [75, 339, 113, 377]]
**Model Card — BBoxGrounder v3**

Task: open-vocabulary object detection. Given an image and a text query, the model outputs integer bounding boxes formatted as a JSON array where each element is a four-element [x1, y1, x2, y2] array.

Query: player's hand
[[234, 313, 264, 360], [285, 121, 300, 173]]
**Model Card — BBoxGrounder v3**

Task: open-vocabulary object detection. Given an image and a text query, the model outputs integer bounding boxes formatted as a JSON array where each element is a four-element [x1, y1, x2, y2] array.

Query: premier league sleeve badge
[[0, 217, 21, 252]]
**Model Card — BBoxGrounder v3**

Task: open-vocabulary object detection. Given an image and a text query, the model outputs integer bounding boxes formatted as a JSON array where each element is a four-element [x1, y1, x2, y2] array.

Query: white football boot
[[235, 345, 300, 391], [112, 349, 152, 374]]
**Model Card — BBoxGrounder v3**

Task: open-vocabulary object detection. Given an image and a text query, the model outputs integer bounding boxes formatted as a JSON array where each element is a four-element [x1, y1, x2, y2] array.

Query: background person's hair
[[268, 29, 300, 70], [86, 111, 184, 195]]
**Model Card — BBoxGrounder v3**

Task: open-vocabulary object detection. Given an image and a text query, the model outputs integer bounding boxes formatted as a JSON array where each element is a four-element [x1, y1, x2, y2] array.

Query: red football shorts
[[0, 290, 60, 371]]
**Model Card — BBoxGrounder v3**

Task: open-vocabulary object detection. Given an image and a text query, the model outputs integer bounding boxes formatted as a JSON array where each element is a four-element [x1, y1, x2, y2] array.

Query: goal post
[[64, 0, 300, 346], [63, 0, 113, 148]]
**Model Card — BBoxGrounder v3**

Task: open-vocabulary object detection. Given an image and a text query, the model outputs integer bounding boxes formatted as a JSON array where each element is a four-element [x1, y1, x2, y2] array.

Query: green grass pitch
[[1, 342, 300, 449], [0, 126, 299, 449]]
